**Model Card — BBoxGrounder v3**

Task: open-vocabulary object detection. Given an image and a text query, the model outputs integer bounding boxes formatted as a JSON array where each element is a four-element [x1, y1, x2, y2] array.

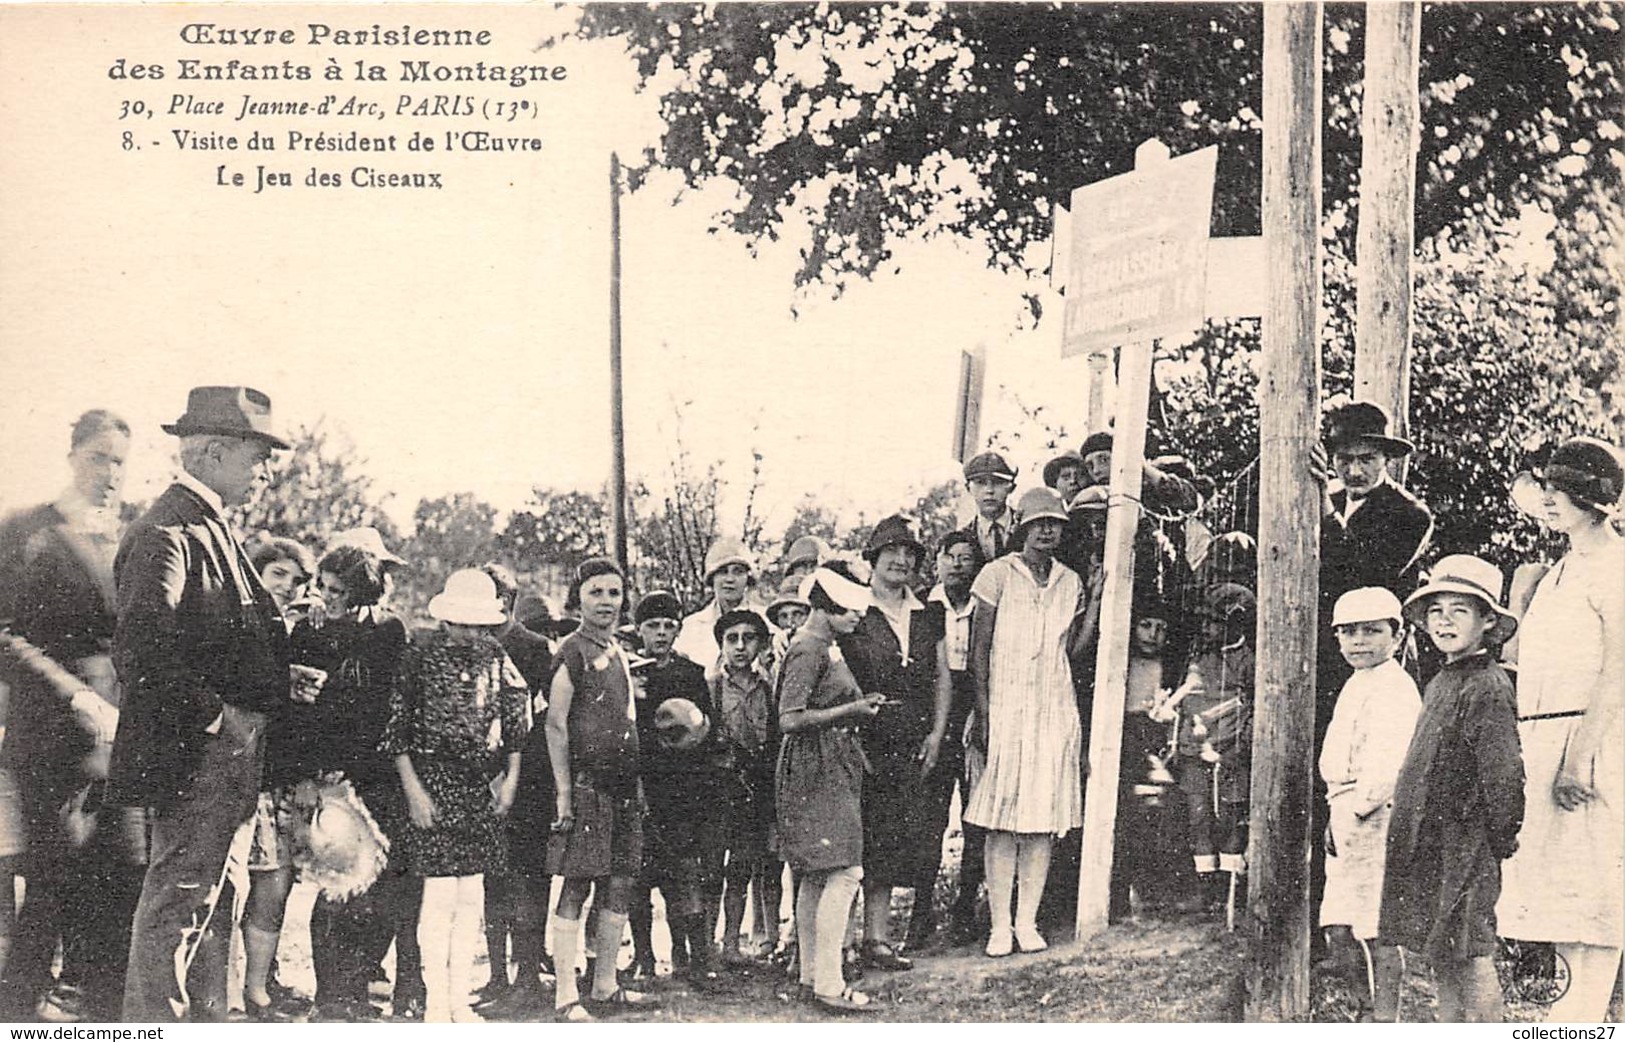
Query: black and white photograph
[[0, 1, 1619, 1026]]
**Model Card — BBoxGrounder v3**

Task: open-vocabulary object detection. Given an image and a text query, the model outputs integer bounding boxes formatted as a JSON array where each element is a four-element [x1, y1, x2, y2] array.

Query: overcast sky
[[0, 5, 1110, 538]]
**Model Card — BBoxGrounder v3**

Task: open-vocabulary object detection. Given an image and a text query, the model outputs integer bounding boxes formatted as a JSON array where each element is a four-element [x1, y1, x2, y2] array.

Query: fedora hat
[[428, 568, 507, 626], [864, 514, 926, 564], [1403, 554, 1518, 644], [162, 386, 290, 450], [963, 451, 1017, 483], [1043, 451, 1085, 490], [1324, 401, 1413, 457], [327, 526, 406, 567]]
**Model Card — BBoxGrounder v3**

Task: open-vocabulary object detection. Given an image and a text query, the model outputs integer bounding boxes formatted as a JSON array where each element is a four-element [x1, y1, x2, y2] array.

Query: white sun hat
[[428, 568, 506, 626]]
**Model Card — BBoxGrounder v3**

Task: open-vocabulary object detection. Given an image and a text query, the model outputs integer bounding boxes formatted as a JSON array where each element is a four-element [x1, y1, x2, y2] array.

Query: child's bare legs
[[242, 866, 292, 1009], [1013, 835, 1052, 951], [756, 860, 784, 952], [983, 831, 1017, 955], [721, 853, 750, 959], [794, 872, 821, 988], [447, 875, 485, 1022]]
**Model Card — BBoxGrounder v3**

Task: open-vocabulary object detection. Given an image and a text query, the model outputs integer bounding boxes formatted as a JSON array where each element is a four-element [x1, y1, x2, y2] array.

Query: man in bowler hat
[[108, 387, 293, 1021]]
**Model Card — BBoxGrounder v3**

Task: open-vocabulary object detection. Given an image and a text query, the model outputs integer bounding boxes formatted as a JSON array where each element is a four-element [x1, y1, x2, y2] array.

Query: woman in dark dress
[[838, 516, 951, 966]]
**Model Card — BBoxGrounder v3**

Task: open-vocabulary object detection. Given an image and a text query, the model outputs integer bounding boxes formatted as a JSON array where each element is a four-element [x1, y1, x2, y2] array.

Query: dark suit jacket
[[107, 483, 289, 811], [1319, 479, 1433, 609]]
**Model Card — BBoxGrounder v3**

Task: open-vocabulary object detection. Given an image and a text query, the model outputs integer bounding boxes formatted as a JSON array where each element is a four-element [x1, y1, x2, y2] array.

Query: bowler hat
[[1324, 402, 1413, 457], [864, 514, 926, 564], [963, 451, 1017, 483], [162, 386, 290, 450], [634, 590, 684, 626], [1043, 451, 1085, 490], [1403, 555, 1518, 645], [714, 608, 770, 647], [1511, 436, 1623, 518]]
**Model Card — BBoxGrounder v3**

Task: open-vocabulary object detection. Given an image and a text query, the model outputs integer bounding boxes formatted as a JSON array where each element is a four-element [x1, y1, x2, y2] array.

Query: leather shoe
[[861, 939, 914, 971]]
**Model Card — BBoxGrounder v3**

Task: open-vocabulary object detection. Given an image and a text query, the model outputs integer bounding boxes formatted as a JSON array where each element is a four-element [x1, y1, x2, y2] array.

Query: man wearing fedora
[[1311, 401, 1434, 719], [1308, 401, 1433, 963], [107, 386, 293, 1021]]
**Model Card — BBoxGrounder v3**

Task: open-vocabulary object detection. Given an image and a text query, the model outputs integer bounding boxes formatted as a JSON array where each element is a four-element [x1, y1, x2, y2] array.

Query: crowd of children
[[0, 399, 1621, 1024]]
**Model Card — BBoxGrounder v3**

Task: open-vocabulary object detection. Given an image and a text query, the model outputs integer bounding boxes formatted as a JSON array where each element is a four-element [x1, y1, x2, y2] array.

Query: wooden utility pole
[[1247, 2, 1323, 1022], [609, 152, 629, 574], [1354, 0, 1421, 453]]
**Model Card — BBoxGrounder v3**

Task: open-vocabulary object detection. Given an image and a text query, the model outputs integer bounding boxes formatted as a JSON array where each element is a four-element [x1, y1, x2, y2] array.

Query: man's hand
[[1309, 444, 1337, 518]]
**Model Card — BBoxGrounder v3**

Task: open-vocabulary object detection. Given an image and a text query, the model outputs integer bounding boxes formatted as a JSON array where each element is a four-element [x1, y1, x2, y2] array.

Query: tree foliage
[[573, 2, 1620, 311], [232, 421, 401, 558]]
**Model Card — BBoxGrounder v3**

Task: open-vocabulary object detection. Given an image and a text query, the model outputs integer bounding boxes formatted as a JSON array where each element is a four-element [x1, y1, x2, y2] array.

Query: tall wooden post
[[1247, 2, 1323, 1022], [1084, 350, 1113, 436], [1075, 138, 1172, 939], [1354, 0, 1421, 454], [609, 152, 629, 574]]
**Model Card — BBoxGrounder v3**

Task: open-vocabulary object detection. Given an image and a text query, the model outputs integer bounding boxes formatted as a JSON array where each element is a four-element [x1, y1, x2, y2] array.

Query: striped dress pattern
[[963, 555, 1085, 836]]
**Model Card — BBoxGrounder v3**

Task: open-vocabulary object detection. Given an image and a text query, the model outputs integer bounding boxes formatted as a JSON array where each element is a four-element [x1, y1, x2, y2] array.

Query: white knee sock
[[418, 877, 456, 1022], [448, 875, 484, 1018], [553, 915, 583, 1008], [1014, 836, 1052, 937], [591, 910, 628, 999], [984, 833, 1017, 942], [814, 867, 862, 997]]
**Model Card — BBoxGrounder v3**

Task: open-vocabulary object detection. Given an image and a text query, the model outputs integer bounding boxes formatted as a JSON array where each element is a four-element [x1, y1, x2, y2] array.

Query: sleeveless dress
[[963, 555, 1084, 836], [1498, 536, 1625, 946]]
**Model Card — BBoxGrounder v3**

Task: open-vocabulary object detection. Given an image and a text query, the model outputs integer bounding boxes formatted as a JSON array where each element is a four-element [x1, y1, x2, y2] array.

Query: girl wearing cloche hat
[[382, 568, 531, 1023], [1498, 435, 1625, 1021]]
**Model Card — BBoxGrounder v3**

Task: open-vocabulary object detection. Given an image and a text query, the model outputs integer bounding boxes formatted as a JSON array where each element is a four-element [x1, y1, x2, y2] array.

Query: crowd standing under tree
[[0, 386, 1618, 1023]]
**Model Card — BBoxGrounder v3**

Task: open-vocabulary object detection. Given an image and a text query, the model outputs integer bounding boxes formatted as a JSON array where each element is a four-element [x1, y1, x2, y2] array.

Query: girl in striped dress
[[964, 487, 1089, 957]]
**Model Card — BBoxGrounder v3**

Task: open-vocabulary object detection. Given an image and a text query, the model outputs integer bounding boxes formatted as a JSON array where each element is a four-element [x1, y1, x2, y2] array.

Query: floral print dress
[[382, 627, 530, 876]]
